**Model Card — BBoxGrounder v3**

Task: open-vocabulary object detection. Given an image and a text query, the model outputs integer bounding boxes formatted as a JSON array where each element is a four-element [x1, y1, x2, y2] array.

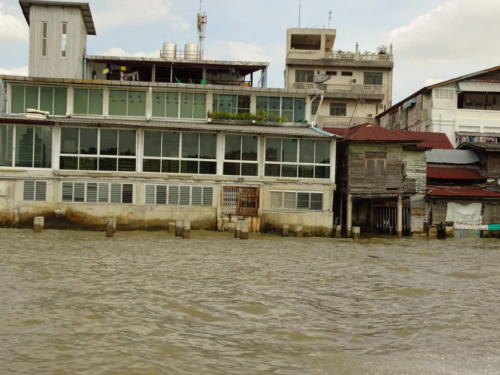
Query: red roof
[[400, 132, 453, 150], [324, 123, 418, 142], [427, 166, 484, 180], [324, 124, 452, 149], [427, 185, 500, 198]]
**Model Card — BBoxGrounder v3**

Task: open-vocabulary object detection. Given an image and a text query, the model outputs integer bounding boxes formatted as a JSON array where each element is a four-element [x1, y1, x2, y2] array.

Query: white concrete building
[[376, 66, 500, 147], [285, 28, 394, 129]]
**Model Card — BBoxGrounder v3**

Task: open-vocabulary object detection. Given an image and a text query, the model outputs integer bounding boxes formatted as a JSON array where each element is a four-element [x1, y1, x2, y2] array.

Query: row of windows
[[295, 70, 383, 85], [10, 85, 307, 122], [22, 181, 324, 212], [1, 125, 331, 179]]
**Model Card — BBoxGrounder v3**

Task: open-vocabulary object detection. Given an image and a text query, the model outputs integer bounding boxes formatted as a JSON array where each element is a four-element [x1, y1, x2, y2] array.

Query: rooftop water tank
[[162, 42, 177, 59], [184, 43, 199, 60]]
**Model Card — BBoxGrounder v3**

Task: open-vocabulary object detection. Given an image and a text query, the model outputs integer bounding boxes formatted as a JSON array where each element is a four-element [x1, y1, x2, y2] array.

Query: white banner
[[446, 202, 483, 225]]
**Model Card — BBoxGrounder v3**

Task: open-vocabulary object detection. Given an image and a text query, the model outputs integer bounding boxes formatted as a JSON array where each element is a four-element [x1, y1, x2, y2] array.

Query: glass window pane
[[163, 132, 180, 158], [122, 184, 133, 203], [127, 91, 146, 117], [181, 160, 198, 174], [118, 158, 136, 172], [299, 140, 314, 163], [242, 136, 258, 161], [118, 130, 136, 156], [266, 138, 281, 162], [294, 98, 306, 122], [99, 158, 117, 171], [15, 126, 33, 167], [25, 86, 39, 111], [223, 162, 240, 175], [162, 160, 180, 173], [79, 157, 97, 171], [11, 85, 25, 113], [152, 91, 166, 117], [61, 127, 79, 154], [282, 164, 298, 177], [0, 125, 13, 166], [110, 184, 121, 203], [256, 96, 268, 111], [109, 90, 127, 116], [281, 97, 294, 122], [88, 89, 103, 115], [265, 163, 280, 177], [80, 128, 98, 154], [241, 163, 258, 176], [181, 133, 199, 158], [193, 93, 207, 118], [74, 88, 88, 115], [315, 141, 330, 164], [315, 166, 330, 179], [282, 138, 298, 162], [39, 87, 53, 113], [180, 93, 194, 118], [53, 87, 67, 116], [225, 135, 241, 160], [33, 126, 52, 168], [299, 165, 314, 178], [143, 159, 161, 172], [237, 96, 250, 113], [165, 92, 179, 118], [199, 133, 216, 159], [100, 129, 117, 155], [199, 161, 216, 174], [144, 131, 161, 157], [60, 156, 78, 170]]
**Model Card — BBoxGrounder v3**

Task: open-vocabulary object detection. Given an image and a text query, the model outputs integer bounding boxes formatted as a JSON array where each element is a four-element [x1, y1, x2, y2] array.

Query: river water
[[1, 229, 500, 375]]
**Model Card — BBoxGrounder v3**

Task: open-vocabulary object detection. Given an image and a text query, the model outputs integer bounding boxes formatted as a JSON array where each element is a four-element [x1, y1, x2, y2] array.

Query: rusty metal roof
[[427, 166, 484, 180], [427, 185, 500, 198], [324, 123, 419, 143]]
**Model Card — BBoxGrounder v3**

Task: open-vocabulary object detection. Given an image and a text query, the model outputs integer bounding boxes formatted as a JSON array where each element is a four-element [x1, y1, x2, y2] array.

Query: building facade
[[285, 28, 393, 129]]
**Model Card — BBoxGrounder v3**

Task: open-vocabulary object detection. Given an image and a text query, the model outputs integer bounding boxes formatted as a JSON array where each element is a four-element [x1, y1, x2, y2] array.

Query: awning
[[459, 81, 500, 93]]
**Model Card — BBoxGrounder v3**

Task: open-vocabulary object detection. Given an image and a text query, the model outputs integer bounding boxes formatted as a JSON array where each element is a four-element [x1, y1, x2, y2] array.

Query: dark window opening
[[291, 34, 321, 50]]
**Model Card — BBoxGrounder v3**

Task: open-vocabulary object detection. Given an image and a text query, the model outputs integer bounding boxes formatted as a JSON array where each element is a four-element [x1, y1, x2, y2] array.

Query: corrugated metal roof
[[459, 81, 500, 92], [427, 166, 484, 180], [425, 150, 480, 164], [19, 0, 96, 35], [459, 142, 500, 152], [400, 131, 454, 150], [324, 123, 418, 142], [427, 185, 500, 198]]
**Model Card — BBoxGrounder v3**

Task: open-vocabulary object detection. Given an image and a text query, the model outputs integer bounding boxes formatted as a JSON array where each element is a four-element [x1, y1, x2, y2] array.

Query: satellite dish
[[314, 74, 330, 83]]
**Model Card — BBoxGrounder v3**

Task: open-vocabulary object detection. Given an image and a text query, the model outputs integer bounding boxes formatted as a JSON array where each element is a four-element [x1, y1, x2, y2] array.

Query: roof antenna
[[328, 10, 332, 28], [197, 0, 207, 60], [298, 1, 302, 28]]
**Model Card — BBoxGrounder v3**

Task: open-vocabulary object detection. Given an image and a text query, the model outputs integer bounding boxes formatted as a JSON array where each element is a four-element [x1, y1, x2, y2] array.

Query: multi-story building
[[285, 28, 393, 129], [0, 0, 338, 235], [376, 66, 500, 147]]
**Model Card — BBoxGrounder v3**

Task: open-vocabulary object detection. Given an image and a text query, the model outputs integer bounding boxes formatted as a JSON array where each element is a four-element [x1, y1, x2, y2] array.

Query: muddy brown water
[[1, 229, 500, 375]]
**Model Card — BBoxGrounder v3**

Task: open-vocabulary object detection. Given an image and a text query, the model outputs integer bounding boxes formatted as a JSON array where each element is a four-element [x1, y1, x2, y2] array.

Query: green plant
[[208, 109, 287, 123]]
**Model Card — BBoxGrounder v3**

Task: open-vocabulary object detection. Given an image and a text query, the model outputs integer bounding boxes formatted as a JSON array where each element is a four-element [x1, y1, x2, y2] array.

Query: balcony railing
[[316, 116, 374, 127], [327, 52, 393, 62], [293, 83, 385, 95]]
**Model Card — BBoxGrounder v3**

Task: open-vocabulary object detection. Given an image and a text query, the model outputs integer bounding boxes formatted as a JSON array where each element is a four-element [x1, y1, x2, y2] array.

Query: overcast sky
[[1, 0, 499, 103]]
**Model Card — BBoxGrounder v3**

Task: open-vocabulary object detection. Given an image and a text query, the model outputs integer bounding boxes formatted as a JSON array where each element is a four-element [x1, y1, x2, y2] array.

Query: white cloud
[[98, 47, 160, 58], [0, 66, 28, 76], [388, 0, 500, 101], [0, 3, 28, 42], [93, 0, 189, 30]]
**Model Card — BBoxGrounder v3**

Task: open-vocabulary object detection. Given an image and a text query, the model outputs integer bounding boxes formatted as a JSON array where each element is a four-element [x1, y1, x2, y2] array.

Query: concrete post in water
[[175, 220, 184, 237], [33, 216, 44, 233], [235, 221, 242, 238], [282, 224, 289, 237], [335, 225, 342, 238], [437, 222, 446, 239], [106, 218, 116, 238], [182, 221, 191, 239], [396, 195, 403, 238], [240, 222, 249, 240], [222, 217, 230, 232], [346, 194, 353, 238], [294, 225, 304, 237], [352, 226, 361, 239], [168, 222, 176, 234]]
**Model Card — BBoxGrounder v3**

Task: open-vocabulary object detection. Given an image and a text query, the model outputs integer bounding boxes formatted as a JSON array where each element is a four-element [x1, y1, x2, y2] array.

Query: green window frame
[[223, 134, 258, 176], [145, 184, 213, 206], [73, 88, 104, 115], [59, 127, 136, 172], [10, 85, 67, 115], [265, 137, 330, 179], [256, 96, 306, 123], [152, 91, 206, 119], [0, 124, 52, 168], [213, 94, 250, 114], [109, 89, 146, 117], [142, 131, 217, 175]]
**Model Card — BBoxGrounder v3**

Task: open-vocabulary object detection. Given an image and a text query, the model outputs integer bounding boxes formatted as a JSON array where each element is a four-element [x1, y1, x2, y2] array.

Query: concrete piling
[[182, 221, 191, 239], [240, 222, 249, 240], [168, 222, 176, 233], [235, 221, 242, 238], [175, 220, 184, 237], [282, 224, 289, 237], [294, 225, 303, 237], [335, 225, 342, 238], [352, 226, 361, 239], [33, 216, 44, 233], [106, 218, 116, 237]]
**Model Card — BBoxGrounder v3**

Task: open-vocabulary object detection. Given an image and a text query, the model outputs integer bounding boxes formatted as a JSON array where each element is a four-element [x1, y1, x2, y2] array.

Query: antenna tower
[[298, 1, 302, 27], [197, 0, 207, 59], [328, 10, 332, 28]]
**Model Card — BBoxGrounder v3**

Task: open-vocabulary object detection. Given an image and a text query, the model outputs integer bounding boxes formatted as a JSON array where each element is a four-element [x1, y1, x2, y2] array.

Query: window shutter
[[145, 184, 155, 204], [23, 181, 35, 201], [122, 184, 133, 203], [98, 183, 109, 202], [296, 192, 310, 209], [179, 186, 190, 205], [156, 185, 167, 204], [74, 182, 85, 202], [202, 187, 213, 206], [86, 183, 98, 202], [110, 183, 121, 203], [271, 191, 283, 209], [191, 186, 202, 206], [169, 185, 179, 205], [284, 192, 296, 209], [310, 193, 323, 211], [35, 181, 47, 201], [62, 182, 73, 202]]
